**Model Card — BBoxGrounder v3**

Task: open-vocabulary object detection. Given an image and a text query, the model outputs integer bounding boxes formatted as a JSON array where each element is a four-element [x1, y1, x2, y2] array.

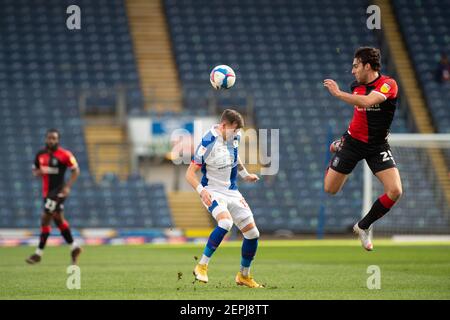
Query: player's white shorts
[[202, 187, 254, 229]]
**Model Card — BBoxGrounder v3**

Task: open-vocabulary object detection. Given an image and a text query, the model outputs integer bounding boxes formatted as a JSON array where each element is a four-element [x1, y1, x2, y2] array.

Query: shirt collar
[[365, 73, 382, 86], [211, 124, 241, 142]]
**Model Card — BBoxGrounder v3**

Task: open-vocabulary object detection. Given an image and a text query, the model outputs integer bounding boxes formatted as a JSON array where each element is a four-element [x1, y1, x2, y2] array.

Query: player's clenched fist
[[243, 173, 260, 183]]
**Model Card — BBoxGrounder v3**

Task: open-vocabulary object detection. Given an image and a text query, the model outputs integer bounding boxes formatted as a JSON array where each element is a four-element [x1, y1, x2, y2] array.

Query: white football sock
[[35, 248, 43, 256], [199, 254, 210, 265], [240, 266, 250, 277], [71, 241, 79, 250]]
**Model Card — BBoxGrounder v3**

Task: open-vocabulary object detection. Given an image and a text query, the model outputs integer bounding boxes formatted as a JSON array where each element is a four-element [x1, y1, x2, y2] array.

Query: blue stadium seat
[[393, 0, 450, 133]]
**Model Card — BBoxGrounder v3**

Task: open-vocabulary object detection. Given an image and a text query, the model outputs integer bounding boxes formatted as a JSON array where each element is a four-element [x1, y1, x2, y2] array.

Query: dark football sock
[[38, 226, 51, 250], [57, 221, 74, 244], [358, 194, 396, 230]]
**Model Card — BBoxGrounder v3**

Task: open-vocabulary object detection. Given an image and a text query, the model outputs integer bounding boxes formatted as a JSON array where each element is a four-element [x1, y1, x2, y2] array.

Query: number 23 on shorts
[[44, 198, 57, 212]]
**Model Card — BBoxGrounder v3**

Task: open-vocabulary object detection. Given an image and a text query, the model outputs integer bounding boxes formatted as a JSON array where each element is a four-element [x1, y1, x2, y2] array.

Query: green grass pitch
[[1, 239, 449, 299]]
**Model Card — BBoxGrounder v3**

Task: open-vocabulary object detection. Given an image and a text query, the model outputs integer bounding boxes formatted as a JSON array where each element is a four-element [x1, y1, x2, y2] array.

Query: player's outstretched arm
[[323, 79, 385, 108], [237, 156, 259, 183], [185, 162, 212, 206]]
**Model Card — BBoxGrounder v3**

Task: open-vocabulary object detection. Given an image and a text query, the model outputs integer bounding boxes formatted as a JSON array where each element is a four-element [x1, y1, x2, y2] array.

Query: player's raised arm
[[323, 79, 385, 108], [324, 48, 398, 109]]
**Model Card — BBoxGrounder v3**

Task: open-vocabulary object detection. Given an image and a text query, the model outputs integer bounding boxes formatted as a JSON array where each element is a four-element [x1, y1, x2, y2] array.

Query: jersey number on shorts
[[45, 198, 57, 212], [240, 198, 249, 208], [380, 151, 395, 163]]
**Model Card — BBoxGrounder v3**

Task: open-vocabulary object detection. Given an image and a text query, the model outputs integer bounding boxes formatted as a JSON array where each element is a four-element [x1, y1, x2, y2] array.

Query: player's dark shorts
[[329, 132, 397, 175], [43, 196, 66, 214]]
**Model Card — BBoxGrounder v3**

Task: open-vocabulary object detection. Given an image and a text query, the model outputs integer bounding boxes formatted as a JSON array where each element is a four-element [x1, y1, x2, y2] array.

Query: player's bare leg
[[194, 211, 233, 283], [324, 167, 349, 195], [26, 212, 52, 264], [324, 166, 374, 250], [355, 167, 403, 251], [53, 211, 82, 265], [235, 220, 263, 288], [376, 167, 403, 202]]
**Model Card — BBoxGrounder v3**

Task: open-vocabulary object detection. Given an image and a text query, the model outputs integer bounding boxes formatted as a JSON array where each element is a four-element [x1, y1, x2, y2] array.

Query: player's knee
[[324, 185, 339, 195], [56, 220, 70, 232], [217, 218, 233, 232], [53, 217, 63, 226], [387, 187, 402, 201], [41, 215, 51, 225], [243, 227, 260, 240]]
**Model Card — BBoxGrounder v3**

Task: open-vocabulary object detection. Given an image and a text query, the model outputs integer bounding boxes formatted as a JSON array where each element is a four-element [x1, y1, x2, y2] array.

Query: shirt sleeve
[[373, 78, 398, 100], [191, 132, 216, 166], [63, 151, 79, 169]]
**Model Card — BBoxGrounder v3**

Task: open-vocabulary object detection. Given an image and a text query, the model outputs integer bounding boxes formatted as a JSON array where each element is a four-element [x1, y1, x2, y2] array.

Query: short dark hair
[[220, 109, 244, 129], [46, 128, 60, 138], [354, 47, 381, 71]]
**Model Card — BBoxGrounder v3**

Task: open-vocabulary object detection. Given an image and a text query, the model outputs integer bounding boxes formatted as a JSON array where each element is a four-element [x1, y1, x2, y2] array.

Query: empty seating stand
[[165, 0, 417, 233], [0, 0, 171, 229], [393, 0, 450, 134]]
